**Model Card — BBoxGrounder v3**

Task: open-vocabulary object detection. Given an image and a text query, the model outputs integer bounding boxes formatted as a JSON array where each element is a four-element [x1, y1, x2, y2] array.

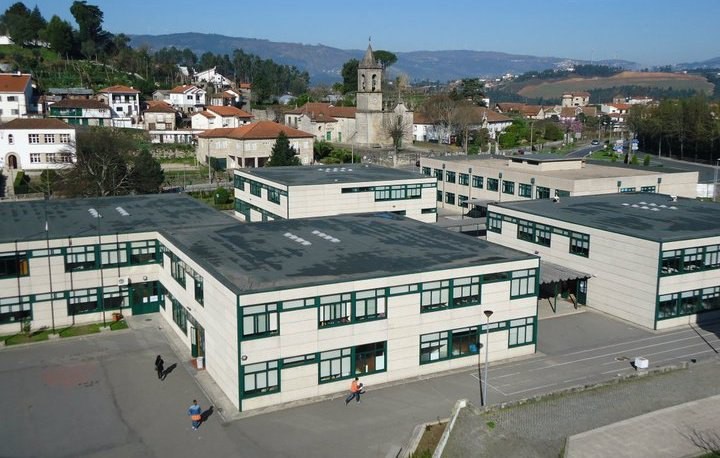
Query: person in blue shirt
[[188, 400, 202, 430]]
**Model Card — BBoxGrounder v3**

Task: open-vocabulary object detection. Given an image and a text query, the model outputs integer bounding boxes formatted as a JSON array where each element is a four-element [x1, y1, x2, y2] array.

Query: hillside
[[516, 71, 714, 99], [128, 32, 635, 84]]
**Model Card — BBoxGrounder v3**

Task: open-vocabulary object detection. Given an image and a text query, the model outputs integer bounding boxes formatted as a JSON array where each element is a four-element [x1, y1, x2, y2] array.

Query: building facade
[[0, 195, 539, 413], [191, 105, 253, 130], [233, 165, 438, 223], [0, 118, 76, 170], [169, 85, 207, 113], [284, 103, 357, 143], [486, 193, 720, 330], [48, 99, 112, 126], [97, 85, 141, 128], [0, 73, 34, 122]]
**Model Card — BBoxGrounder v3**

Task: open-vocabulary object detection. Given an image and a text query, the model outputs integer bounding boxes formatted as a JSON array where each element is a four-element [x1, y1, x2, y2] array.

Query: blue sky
[[22, 0, 720, 66]]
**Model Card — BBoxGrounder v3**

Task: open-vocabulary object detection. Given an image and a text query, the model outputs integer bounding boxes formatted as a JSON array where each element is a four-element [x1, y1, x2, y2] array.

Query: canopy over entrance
[[540, 261, 591, 284], [539, 261, 592, 313]]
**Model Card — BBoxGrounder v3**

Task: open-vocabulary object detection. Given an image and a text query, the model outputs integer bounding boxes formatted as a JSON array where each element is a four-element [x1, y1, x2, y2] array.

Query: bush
[[643, 154, 651, 166], [213, 187, 230, 205], [630, 155, 639, 165], [13, 171, 29, 194]]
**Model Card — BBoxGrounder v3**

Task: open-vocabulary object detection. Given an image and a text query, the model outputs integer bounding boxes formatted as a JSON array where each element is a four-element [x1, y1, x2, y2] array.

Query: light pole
[[89, 208, 107, 328], [482, 309, 494, 407]]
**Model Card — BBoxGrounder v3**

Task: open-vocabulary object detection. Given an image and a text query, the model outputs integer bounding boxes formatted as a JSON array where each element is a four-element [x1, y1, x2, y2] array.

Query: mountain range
[[128, 33, 636, 84]]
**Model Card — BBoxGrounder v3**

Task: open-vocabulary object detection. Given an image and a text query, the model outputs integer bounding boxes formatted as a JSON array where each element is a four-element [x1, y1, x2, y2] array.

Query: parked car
[[591, 139, 600, 145]]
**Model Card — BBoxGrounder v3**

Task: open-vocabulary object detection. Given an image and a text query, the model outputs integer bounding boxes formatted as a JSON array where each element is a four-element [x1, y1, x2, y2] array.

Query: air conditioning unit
[[117, 277, 131, 286]]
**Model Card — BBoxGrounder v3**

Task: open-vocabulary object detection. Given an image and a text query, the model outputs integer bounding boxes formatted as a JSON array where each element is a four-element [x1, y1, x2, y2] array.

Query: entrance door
[[190, 324, 205, 358], [577, 279, 588, 305], [7, 154, 17, 169], [130, 282, 162, 315]]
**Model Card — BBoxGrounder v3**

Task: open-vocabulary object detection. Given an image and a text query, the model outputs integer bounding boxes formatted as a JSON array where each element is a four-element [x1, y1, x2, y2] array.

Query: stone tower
[[355, 43, 384, 145]]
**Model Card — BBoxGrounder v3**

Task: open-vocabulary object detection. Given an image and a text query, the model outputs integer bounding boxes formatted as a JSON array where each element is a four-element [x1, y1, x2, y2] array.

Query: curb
[[432, 399, 466, 458], [399, 416, 450, 458]]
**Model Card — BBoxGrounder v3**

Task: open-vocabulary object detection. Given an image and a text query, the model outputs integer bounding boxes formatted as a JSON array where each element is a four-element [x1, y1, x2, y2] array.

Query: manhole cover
[[615, 356, 630, 361], [145, 318, 153, 322]]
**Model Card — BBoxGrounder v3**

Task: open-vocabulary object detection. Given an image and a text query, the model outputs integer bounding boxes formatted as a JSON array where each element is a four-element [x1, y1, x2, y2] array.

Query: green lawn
[[59, 323, 101, 338], [1, 329, 51, 345], [1, 320, 129, 345]]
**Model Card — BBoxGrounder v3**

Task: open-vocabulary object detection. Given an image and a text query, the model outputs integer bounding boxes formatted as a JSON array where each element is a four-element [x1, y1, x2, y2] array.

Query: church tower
[[356, 43, 383, 112]]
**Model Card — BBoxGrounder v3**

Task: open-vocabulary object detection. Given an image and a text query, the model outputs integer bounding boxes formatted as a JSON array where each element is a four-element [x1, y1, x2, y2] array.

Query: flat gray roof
[[491, 193, 720, 242], [237, 164, 432, 186], [0, 195, 535, 295], [509, 154, 578, 162]]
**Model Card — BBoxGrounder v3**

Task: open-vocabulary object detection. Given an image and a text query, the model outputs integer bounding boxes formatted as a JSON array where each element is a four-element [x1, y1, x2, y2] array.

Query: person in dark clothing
[[155, 355, 165, 380]]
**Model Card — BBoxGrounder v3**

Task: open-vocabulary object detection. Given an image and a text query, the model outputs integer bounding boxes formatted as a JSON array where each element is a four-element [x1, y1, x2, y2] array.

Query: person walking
[[155, 355, 164, 380], [345, 377, 364, 405], [188, 400, 202, 430]]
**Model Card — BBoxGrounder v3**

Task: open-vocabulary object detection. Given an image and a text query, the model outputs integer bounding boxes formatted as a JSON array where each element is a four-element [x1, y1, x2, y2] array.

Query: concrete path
[[565, 394, 720, 458]]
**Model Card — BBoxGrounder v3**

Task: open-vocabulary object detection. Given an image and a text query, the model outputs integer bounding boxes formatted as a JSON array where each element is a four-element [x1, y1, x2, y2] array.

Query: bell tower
[[356, 43, 383, 112]]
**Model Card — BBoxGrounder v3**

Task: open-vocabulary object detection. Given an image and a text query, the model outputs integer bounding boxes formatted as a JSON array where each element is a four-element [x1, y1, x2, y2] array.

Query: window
[[59, 153, 73, 163], [320, 348, 352, 382], [434, 169, 443, 181], [436, 190, 443, 202], [421, 280, 450, 312], [7, 96, 17, 102], [250, 182, 262, 197], [536, 186, 550, 199], [100, 243, 127, 268], [171, 296, 187, 333], [355, 289, 386, 321], [375, 185, 422, 201], [446, 171, 456, 183], [170, 253, 186, 287], [516, 220, 550, 246], [487, 178, 498, 191], [30, 153, 41, 163], [420, 331, 448, 363], [661, 245, 720, 275], [65, 246, 96, 271], [422, 167, 431, 176], [459, 173, 469, 185], [129, 240, 158, 265], [445, 192, 455, 205], [28, 134, 40, 144], [67, 288, 99, 315], [569, 232, 590, 257], [0, 296, 32, 324], [487, 212, 502, 233], [472, 176, 483, 189], [282, 354, 317, 368], [102, 286, 128, 310], [518, 183, 532, 198], [555, 189, 570, 197], [511, 269, 537, 298], [682, 248, 704, 272], [535, 224, 551, 246], [421, 208, 437, 214], [242, 303, 279, 338], [194, 276, 204, 305], [268, 188, 281, 204], [640, 186, 656, 193], [354, 342, 386, 375], [234, 174, 246, 191], [620, 187, 635, 193], [502, 180, 515, 195], [458, 195, 468, 208], [319, 293, 351, 327], [452, 276, 481, 307], [7, 134, 13, 144], [452, 327, 479, 356], [44, 134, 55, 143], [0, 253, 29, 278], [705, 245, 720, 269], [243, 361, 279, 396], [517, 220, 534, 242], [508, 317, 535, 347]]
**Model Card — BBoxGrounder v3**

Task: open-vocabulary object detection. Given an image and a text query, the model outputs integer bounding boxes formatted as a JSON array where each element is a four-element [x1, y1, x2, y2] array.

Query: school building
[[0, 194, 539, 412], [486, 193, 720, 330], [233, 164, 438, 223]]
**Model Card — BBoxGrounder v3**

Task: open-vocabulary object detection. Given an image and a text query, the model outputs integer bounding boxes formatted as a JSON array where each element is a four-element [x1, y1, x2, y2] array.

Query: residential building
[[413, 112, 439, 143], [420, 154, 699, 215], [486, 193, 720, 330], [495, 103, 545, 120], [561, 92, 591, 107], [48, 99, 112, 126], [284, 103, 357, 143], [209, 90, 242, 107], [97, 85, 141, 128], [197, 121, 314, 168], [152, 90, 171, 103], [0, 194, 538, 412], [192, 67, 233, 87], [0, 118, 75, 170], [233, 164, 438, 223], [191, 106, 253, 130], [142, 101, 177, 131], [169, 85, 207, 113], [0, 73, 34, 122]]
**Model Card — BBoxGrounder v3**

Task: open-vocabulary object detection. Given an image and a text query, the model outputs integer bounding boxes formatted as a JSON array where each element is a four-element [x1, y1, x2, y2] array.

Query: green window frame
[[234, 174, 246, 191], [374, 185, 422, 201], [268, 188, 281, 204], [100, 242, 127, 268], [65, 246, 96, 271], [510, 269, 537, 299], [243, 360, 279, 397], [458, 173, 469, 185], [242, 303, 279, 339], [445, 192, 455, 205], [508, 317, 535, 347], [171, 296, 187, 333], [555, 189, 570, 197], [518, 183, 532, 198], [445, 171, 456, 183], [319, 348, 352, 382], [452, 276, 481, 307], [130, 240, 159, 265], [458, 195, 468, 208], [535, 223, 552, 246], [502, 180, 515, 195], [250, 182, 262, 197], [660, 245, 720, 276], [420, 331, 448, 363], [487, 178, 499, 191], [422, 166, 431, 176], [570, 232, 590, 257], [536, 186, 550, 199], [436, 190, 443, 202], [487, 212, 502, 233], [170, 254, 186, 288], [421, 280, 450, 312], [354, 341, 386, 376], [318, 294, 352, 327], [194, 276, 204, 305], [354, 289, 387, 322], [0, 295, 32, 324], [472, 176, 483, 189], [0, 252, 30, 278], [640, 186, 656, 193], [434, 169, 443, 181], [620, 187, 636, 193], [421, 208, 437, 214], [452, 327, 479, 356], [67, 288, 99, 315], [282, 354, 317, 368], [517, 220, 551, 246]]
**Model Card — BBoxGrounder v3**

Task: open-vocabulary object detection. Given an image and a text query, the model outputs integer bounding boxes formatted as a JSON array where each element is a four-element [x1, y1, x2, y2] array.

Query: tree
[[382, 113, 412, 155], [267, 132, 300, 166], [71, 1, 104, 44], [373, 50, 397, 69], [130, 149, 164, 194], [341, 58, 359, 94], [1, 2, 35, 45], [453, 102, 477, 153], [43, 16, 75, 56], [421, 94, 458, 144], [450, 78, 486, 106]]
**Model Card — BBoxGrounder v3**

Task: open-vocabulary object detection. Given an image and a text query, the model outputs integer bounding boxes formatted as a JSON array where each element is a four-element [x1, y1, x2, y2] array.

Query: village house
[[0, 73, 34, 122]]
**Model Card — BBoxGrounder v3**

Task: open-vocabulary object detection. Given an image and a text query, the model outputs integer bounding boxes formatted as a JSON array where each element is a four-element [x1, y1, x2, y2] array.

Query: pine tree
[[267, 132, 300, 166]]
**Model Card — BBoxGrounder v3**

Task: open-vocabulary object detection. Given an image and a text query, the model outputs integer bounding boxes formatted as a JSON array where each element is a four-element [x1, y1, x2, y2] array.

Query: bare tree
[[453, 102, 478, 153], [382, 113, 413, 157], [421, 94, 457, 144]]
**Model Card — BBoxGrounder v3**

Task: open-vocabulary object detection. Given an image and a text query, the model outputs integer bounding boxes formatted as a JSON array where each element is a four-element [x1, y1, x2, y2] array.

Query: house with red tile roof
[[284, 102, 356, 143], [191, 105, 253, 130], [197, 121, 314, 168], [48, 99, 112, 126], [0, 73, 34, 122], [168, 85, 207, 113], [142, 101, 177, 131], [0, 118, 75, 171], [561, 91, 591, 107], [97, 85, 141, 128]]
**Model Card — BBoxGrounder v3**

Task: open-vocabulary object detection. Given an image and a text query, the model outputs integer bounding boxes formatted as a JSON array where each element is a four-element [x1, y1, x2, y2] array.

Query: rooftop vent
[[283, 232, 312, 246], [312, 230, 341, 243], [115, 206, 130, 216], [88, 208, 101, 218]]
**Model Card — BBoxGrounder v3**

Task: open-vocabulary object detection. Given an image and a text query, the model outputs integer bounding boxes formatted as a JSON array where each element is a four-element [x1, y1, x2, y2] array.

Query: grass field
[[517, 72, 714, 99]]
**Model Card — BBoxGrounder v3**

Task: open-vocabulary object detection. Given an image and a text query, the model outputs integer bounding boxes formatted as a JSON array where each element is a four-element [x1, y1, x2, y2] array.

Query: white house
[[192, 67, 233, 87], [284, 103, 357, 143], [169, 85, 207, 113], [0, 73, 34, 122], [97, 85, 141, 128], [191, 105, 253, 130], [0, 118, 75, 171], [233, 164, 438, 223], [0, 194, 539, 412], [561, 92, 591, 107]]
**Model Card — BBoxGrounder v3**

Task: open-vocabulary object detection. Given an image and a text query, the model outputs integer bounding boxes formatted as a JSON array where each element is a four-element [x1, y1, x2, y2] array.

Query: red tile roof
[[286, 102, 356, 121], [143, 101, 176, 113], [413, 112, 434, 124], [1, 118, 72, 130], [206, 105, 253, 118], [0, 73, 32, 93], [170, 85, 202, 94], [51, 99, 110, 109], [198, 121, 314, 140], [99, 85, 140, 94]]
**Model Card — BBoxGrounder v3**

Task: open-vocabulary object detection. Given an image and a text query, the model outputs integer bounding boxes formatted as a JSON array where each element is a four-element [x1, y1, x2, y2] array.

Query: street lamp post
[[89, 208, 107, 328], [482, 309, 494, 407]]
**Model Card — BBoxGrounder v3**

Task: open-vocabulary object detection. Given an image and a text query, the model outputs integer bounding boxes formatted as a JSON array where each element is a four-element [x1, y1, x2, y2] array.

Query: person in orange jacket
[[345, 377, 364, 405]]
